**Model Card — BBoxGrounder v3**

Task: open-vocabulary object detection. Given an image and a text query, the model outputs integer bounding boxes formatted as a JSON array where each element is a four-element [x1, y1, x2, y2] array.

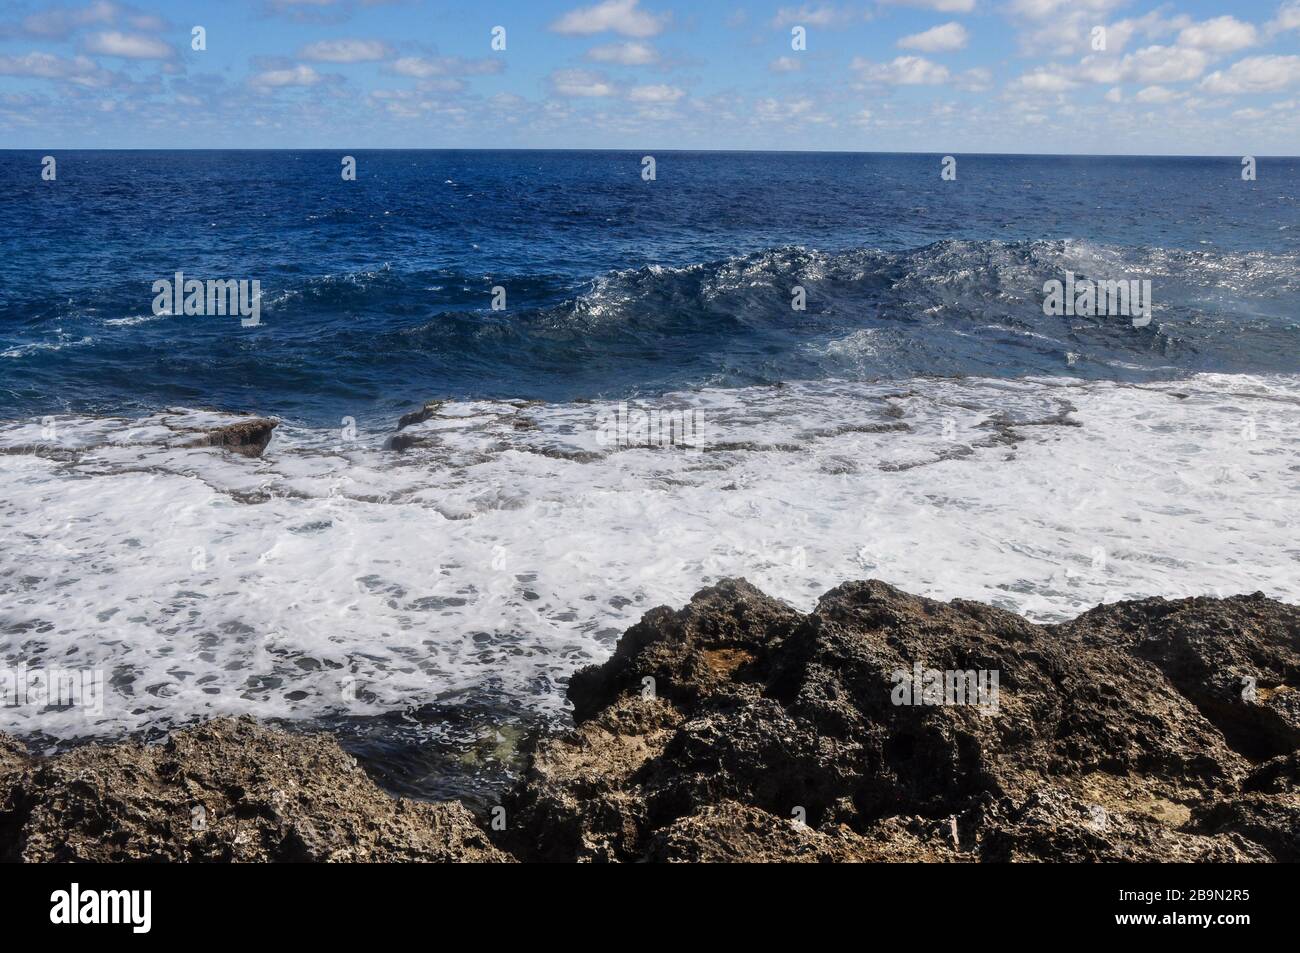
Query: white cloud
[[1100, 13, 1186, 56], [391, 57, 441, 78], [548, 68, 616, 96], [771, 4, 858, 27], [83, 30, 172, 59], [250, 64, 323, 88], [1270, 1, 1300, 35], [1072, 44, 1209, 89], [1133, 45, 1206, 83], [1120, 45, 1208, 84], [1200, 55, 1300, 94], [389, 56, 502, 78], [754, 96, 815, 121], [884, 0, 976, 12], [1176, 17, 1257, 53], [1006, 0, 1121, 20], [1009, 68, 1078, 93], [1133, 84, 1181, 103], [897, 22, 968, 53], [21, 1, 117, 38], [127, 13, 165, 33], [956, 66, 993, 91], [586, 41, 658, 65], [769, 56, 802, 73], [1005, 0, 1137, 57], [298, 39, 391, 63], [1077, 55, 1123, 84], [626, 83, 683, 102], [0, 51, 115, 87], [852, 55, 950, 85], [550, 0, 667, 38], [264, 0, 344, 20]]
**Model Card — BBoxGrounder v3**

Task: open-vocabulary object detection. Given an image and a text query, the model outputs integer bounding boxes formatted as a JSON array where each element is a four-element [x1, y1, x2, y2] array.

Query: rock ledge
[[3, 579, 1297, 862]]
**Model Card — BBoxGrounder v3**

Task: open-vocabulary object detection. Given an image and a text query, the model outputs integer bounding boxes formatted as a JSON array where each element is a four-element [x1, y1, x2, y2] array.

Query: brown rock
[[5, 579, 1298, 863], [0, 717, 508, 862], [187, 417, 278, 457], [645, 802, 965, 863], [0, 733, 29, 780], [1055, 593, 1300, 761], [397, 400, 444, 431], [1192, 752, 1300, 861], [506, 578, 1299, 862]]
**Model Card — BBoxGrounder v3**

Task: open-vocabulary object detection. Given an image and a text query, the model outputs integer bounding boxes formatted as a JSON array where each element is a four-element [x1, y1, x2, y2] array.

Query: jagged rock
[[501, 696, 683, 862], [976, 787, 1270, 862], [397, 400, 444, 431], [0, 717, 508, 862], [0, 734, 29, 837], [644, 802, 965, 862], [0, 734, 28, 779], [568, 579, 802, 721], [4, 580, 1297, 863], [387, 431, 427, 452], [185, 417, 278, 457], [504, 578, 1299, 862], [1192, 752, 1300, 862], [386, 401, 445, 451], [1055, 594, 1300, 760]]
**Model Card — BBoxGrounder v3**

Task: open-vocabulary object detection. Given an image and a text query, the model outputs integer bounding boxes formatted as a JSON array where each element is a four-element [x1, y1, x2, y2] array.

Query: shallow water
[[3, 375, 1296, 762]]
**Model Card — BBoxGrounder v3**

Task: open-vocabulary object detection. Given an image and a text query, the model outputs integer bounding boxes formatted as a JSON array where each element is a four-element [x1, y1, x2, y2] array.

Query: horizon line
[[2, 147, 1298, 160]]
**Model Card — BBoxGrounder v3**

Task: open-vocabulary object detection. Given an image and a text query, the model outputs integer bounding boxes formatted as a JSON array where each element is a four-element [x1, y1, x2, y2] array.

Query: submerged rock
[[387, 400, 444, 451], [397, 399, 445, 431]]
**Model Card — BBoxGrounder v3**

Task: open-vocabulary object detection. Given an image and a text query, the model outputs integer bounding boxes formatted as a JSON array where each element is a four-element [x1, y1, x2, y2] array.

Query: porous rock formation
[[186, 416, 278, 457], [2, 579, 1297, 862], [0, 717, 508, 862], [500, 579, 1299, 862]]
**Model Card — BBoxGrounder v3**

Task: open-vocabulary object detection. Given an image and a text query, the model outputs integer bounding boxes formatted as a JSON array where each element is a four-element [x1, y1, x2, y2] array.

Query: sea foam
[[1, 374, 1296, 739]]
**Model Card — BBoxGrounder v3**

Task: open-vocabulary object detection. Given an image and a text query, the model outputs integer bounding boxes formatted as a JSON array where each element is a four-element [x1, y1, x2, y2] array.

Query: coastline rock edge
[[3, 578, 1297, 862]]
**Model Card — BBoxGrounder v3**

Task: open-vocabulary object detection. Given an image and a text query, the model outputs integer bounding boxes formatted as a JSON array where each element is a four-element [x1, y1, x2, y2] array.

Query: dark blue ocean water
[[2, 150, 1298, 425]]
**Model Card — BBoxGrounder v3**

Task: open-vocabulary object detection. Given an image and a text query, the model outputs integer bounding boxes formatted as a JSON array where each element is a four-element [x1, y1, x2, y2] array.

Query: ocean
[[1, 150, 1298, 800]]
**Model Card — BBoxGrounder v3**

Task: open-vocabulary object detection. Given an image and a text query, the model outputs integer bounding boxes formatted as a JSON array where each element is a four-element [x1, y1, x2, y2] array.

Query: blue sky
[[2, 0, 1299, 152]]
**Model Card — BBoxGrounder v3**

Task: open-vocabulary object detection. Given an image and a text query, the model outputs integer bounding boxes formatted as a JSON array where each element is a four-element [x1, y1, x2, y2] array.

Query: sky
[[1, 0, 1299, 153]]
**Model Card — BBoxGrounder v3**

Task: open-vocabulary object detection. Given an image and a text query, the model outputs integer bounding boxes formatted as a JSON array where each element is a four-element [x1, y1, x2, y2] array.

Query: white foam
[[1, 374, 1297, 739], [104, 313, 169, 327], [1, 335, 95, 359]]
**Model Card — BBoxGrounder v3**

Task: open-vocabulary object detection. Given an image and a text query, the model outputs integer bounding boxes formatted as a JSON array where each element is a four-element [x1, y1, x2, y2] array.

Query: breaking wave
[[2, 240, 1297, 425]]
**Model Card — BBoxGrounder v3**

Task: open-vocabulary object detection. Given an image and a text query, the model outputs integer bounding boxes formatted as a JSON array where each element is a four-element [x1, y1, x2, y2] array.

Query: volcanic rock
[[4, 579, 1297, 863], [502, 578, 1299, 862], [0, 716, 508, 862], [186, 417, 278, 457]]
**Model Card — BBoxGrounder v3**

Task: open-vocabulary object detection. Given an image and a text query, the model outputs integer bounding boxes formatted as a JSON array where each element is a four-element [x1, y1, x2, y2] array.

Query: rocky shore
[[2, 579, 1297, 862]]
